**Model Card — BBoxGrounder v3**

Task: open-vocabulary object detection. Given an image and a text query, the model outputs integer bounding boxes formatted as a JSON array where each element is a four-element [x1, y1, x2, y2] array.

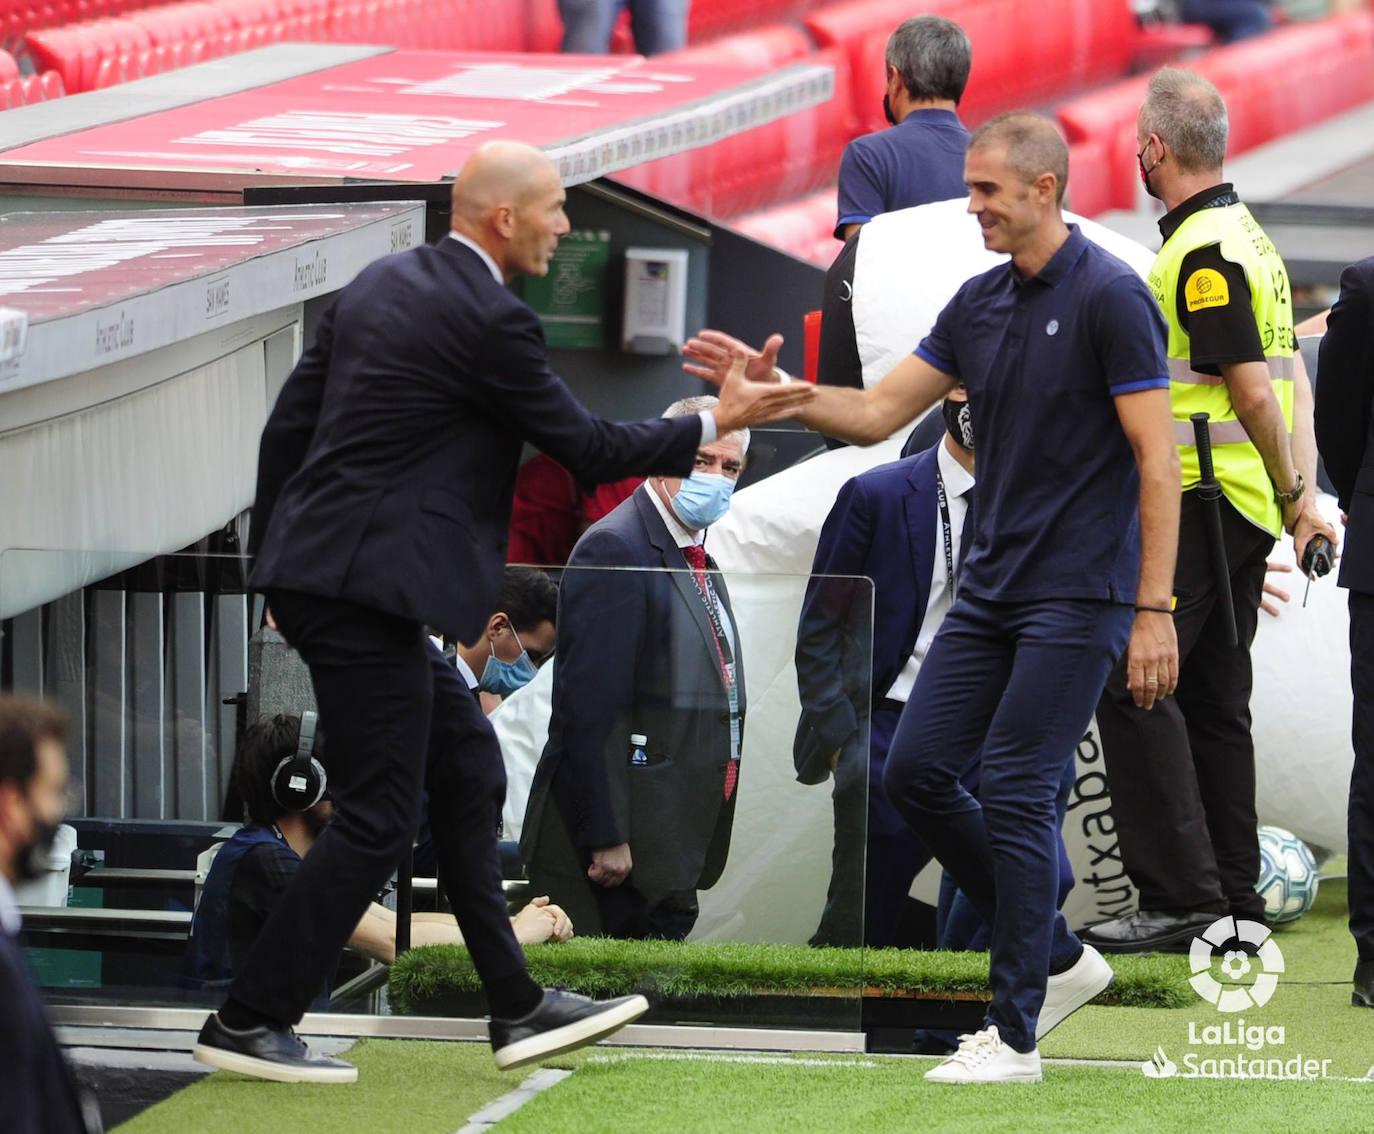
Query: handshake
[[682, 330, 816, 435]]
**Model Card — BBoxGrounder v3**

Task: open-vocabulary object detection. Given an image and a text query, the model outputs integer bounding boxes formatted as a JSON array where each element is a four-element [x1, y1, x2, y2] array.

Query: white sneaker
[[1037, 942, 1114, 1040], [923, 1025, 1042, 1084]]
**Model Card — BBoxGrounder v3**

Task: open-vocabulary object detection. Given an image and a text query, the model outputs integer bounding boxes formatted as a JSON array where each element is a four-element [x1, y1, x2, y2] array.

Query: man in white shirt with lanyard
[[795, 389, 974, 951]]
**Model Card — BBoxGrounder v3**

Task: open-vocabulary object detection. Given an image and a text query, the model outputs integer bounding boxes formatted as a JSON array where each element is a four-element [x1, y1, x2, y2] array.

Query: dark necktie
[[682, 543, 738, 800]]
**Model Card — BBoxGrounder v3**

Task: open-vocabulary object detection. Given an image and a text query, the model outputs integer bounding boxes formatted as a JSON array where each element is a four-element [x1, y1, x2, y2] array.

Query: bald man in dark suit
[[194, 141, 814, 1083]]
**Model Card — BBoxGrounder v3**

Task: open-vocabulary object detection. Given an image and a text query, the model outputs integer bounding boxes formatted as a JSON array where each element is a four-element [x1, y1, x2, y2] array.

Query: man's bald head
[[449, 141, 570, 281], [450, 141, 560, 226]]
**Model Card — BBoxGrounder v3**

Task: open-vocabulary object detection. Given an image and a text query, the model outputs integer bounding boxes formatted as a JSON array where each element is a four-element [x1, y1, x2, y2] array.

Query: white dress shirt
[[885, 439, 975, 702]]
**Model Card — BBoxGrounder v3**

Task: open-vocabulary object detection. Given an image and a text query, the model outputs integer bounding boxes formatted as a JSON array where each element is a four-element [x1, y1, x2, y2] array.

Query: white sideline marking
[[454, 1067, 572, 1133], [587, 1052, 878, 1068]]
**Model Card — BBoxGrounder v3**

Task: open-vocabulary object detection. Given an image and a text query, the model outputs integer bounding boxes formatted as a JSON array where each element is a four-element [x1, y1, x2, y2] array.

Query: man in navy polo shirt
[[833, 15, 972, 242], [686, 112, 1181, 1083]]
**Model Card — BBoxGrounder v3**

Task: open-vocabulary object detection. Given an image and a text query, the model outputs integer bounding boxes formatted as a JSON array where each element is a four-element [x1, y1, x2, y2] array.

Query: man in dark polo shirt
[[834, 15, 973, 243], [685, 112, 1180, 1083]]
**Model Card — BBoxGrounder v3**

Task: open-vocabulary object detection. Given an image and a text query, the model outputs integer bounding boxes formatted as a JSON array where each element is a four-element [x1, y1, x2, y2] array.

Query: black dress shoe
[[193, 1013, 358, 1083], [491, 989, 649, 1071], [1353, 961, 1374, 1008], [1080, 909, 1221, 954]]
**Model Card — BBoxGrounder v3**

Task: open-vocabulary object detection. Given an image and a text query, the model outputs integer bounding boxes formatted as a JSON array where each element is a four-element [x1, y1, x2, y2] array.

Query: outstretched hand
[[683, 329, 784, 386], [691, 334, 814, 434]]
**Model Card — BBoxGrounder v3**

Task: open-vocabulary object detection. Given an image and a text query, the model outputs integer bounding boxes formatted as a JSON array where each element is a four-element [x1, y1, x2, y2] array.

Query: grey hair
[[969, 111, 1070, 204], [886, 16, 972, 104], [663, 394, 750, 456], [1141, 67, 1228, 173]]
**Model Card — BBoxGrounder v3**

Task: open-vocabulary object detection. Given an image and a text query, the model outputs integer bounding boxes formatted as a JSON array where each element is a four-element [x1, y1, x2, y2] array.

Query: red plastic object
[[803, 310, 822, 384]]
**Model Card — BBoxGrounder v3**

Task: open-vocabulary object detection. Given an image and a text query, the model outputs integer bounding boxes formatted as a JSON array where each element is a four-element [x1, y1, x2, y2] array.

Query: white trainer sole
[[192, 1043, 359, 1084], [493, 994, 650, 1071], [924, 1064, 1043, 1084]]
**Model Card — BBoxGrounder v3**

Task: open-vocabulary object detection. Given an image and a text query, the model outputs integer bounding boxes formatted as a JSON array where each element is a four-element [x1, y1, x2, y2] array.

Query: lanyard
[[688, 563, 741, 764], [935, 466, 957, 600], [688, 567, 734, 670]]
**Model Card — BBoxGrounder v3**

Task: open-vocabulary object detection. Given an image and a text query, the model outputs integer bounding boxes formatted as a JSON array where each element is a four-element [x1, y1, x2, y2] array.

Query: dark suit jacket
[[793, 446, 941, 782], [248, 238, 701, 641], [0, 928, 95, 1133], [1315, 256, 1374, 594], [522, 487, 746, 897]]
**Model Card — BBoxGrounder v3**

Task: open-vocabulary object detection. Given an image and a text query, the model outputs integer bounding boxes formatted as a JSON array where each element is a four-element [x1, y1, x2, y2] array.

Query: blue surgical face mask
[[670, 472, 735, 530], [478, 627, 538, 697]]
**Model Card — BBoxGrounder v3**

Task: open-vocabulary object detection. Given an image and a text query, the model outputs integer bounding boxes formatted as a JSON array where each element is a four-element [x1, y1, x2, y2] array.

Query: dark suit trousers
[[811, 705, 934, 947], [526, 800, 705, 941], [229, 590, 527, 1025], [1349, 591, 1374, 960], [1095, 491, 1271, 919]]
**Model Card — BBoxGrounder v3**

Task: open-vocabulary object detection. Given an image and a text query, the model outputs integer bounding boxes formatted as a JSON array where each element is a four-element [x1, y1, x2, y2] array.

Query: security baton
[[1192, 412, 1238, 647], [395, 844, 413, 957]]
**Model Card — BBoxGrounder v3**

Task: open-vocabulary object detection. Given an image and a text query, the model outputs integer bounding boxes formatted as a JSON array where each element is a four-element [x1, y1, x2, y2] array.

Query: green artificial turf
[[389, 936, 1192, 1015], [1041, 876, 1374, 1078], [114, 1039, 519, 1134], [497, 1053, 1374, 1134]]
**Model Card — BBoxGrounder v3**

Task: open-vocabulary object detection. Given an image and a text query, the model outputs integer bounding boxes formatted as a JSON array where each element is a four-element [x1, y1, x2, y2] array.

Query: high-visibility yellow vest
[[1147, 201, 1294, 537]]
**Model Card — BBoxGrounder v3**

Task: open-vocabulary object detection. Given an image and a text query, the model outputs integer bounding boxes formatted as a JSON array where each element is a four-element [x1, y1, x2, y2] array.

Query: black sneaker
[[490, 989, 649, 1071], [193, 1012, 358, 1083]]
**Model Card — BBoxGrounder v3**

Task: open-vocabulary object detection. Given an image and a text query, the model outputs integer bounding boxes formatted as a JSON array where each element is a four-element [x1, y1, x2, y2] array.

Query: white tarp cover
[[494, 200, 1352, 941], [0, 343, 266, 619]]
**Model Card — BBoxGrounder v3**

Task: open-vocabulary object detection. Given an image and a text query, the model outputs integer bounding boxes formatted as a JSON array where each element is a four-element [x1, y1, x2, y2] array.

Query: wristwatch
[[1275, 472, 1305, 506]]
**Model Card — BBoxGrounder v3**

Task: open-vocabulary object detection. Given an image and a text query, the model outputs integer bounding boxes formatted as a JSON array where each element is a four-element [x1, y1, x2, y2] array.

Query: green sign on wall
[[524, 229, 610, 349]]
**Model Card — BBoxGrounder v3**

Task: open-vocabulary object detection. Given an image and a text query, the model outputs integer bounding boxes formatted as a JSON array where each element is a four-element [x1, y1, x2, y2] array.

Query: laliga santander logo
[[1188, 916, 1284, 1012]]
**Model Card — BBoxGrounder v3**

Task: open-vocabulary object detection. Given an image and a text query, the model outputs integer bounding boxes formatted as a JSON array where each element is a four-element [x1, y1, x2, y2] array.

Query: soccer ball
[[1255, 825, 1319, 925]]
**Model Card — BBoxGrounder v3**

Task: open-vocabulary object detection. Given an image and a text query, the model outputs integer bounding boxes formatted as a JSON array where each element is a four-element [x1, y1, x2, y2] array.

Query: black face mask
[[882, 92, 897, 126], [943, 398, 974, 451], [18, 815, 60, 882]]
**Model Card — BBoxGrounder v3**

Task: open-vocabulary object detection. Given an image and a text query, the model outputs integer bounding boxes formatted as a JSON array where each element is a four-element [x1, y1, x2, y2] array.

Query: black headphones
[[271, 710, 327, 812]]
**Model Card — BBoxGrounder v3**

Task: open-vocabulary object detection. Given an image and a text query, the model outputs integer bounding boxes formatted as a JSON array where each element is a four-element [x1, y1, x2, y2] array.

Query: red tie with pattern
[[682, 543, 738, 800]]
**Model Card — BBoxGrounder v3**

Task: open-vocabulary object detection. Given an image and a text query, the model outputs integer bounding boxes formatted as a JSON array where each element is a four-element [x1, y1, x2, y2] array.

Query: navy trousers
[[883, 594, 1132, 1052]]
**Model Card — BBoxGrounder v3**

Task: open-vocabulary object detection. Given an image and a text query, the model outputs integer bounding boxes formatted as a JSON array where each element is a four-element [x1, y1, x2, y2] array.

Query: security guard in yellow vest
[[1084, 68, 1337, 953]]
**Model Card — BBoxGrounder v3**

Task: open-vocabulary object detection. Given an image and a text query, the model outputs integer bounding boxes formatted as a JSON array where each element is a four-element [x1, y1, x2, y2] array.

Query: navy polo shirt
[[915, 225, 1169, 604], [834, 109, 970, 238]]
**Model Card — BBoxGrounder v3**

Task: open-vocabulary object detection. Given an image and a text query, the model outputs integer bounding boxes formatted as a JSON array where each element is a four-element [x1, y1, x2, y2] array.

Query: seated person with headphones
[[185, 713, 572, 1002]]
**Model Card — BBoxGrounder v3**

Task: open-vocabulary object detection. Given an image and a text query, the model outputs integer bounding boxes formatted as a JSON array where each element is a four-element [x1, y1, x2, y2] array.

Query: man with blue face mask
[[521, 396, 749, 940], [450, 566, 558, 715], [412, 566, 558, 878]]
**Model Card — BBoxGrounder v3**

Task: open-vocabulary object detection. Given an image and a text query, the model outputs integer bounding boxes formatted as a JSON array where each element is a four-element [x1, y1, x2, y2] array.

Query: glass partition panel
[[0, 547, 875, 1037]]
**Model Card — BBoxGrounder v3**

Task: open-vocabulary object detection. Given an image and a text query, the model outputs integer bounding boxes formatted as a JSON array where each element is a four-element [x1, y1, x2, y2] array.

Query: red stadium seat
[[0, 45, 19, 80], [728, 187, 837, 266], [1065, 138, 1115, 220], [686, 0, 803, 43], [1132, 22, 1214, 72], [39, 65, 63, 97], [23, 27, 82, 91], [657, 23, 811, 68], [524, 0, 561, 53]]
